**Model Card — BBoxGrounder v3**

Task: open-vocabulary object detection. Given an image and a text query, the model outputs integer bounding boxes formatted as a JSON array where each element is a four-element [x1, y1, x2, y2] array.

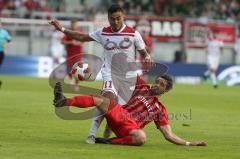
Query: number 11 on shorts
[[104, 80, 112, 89]]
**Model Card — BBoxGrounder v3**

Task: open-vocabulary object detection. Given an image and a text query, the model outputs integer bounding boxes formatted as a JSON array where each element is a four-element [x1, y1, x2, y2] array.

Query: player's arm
[[49, 20, 94, 42], [138, 49, 154, 68], [135, 31, 154, 68], [4, 39, 11, 49], [159, 125, 207, 146], [4, 31, 11, 49], [4, 42, 11, 49]]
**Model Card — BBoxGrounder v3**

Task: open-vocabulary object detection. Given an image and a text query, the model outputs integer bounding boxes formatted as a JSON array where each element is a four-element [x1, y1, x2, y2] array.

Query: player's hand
[[190, 141, 207, 146], [143, 54, 154, 69], [49, 20, 62, 31]]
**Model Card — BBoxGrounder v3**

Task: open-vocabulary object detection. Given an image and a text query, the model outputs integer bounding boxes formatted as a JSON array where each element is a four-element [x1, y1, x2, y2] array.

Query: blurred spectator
[[50, 29, 64, 68], [0, 20, 11, 88], [61, 19, 83, 68], [234, 33, 240, 64], [61, 19, 84, 84], [0, 0, 239, 22], [173, 50, 187, 63], [203, 30, 224, 88], [142, 30, 153, 53], [173, 45, 187, 63], [23, 0, 40, 11], [48, 0, 65, 12]]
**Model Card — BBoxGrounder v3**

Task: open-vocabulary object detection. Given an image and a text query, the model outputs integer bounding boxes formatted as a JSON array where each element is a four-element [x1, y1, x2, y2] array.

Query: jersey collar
[[111, 24, 126, 33]]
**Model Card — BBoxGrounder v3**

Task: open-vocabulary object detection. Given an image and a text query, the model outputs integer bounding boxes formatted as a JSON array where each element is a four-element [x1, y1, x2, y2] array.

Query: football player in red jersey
[[61, 19, 83, 85], [49, 4, 153, 143], [53, 74, 207, 146], [61, 19, 83, 70]]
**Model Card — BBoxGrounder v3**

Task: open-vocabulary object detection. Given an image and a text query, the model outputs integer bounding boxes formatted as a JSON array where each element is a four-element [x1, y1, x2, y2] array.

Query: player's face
[[108, 11, 124, 32], [150, 78, 167, 95]]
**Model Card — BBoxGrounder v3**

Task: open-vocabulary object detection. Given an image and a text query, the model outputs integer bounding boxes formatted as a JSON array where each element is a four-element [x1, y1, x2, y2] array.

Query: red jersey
[[143, 36, 153, 52], [62, 34, 82, 58], [62, 31, 83, 69], [122, 77, 169, 128]]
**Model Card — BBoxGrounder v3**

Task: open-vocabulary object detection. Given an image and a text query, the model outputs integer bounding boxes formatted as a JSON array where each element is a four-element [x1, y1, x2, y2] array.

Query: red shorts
[[105, 104, 140, 138]]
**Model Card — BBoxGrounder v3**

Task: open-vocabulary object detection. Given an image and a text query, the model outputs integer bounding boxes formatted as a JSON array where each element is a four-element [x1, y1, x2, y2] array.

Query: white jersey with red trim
[[207, 38, 224, 58], [89, 24, 146, 78]]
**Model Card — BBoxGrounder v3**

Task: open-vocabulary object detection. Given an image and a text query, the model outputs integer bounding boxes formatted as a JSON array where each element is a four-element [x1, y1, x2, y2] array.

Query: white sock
[[103, 124, 112, 138], [210, 73, 217, 85], [88, 108, 104, 137]]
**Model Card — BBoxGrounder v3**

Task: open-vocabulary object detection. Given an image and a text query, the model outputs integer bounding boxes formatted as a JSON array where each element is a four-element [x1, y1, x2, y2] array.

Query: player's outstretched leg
[[53, 82, 66, 107], [86, 109, 104, 144], [53, 82, 109, 110], [0, 80, 2, 89], [103, 123, 112, 139], [95, 129, 146, 146], [209, 69, 218, 88]]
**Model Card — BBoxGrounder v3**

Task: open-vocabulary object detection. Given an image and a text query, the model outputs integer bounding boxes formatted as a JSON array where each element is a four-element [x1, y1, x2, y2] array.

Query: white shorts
[[102, 75, 137, 105], [102, 76, 118, 96], [207, 56, 219, 70]]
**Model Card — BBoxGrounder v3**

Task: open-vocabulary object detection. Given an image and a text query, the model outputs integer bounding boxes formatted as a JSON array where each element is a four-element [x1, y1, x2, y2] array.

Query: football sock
[[103, 124, 112, 138], [109, 136, 133, 145], [88, 109, 104, 136], [66, 95, 94, 107], [210, 73, 217, 86]]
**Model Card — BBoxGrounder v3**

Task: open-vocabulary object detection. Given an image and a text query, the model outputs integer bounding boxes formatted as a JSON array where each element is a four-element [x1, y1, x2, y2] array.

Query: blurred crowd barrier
[[1, 16, 239, 65], [1, 55, 238, 86]]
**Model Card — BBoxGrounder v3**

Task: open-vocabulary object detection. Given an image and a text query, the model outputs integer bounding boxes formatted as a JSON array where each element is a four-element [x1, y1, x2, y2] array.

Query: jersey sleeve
[[154, 104, 169, 129], [134, 30, 146, 50], [89, 28, 102, 43]]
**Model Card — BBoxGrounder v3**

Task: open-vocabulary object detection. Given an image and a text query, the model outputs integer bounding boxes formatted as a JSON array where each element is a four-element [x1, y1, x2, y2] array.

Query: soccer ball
[[69, 62, 92, 81]]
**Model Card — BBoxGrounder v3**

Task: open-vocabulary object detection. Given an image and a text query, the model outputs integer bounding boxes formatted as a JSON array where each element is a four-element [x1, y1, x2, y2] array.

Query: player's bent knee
[[132, 130, 147, 146], [93, 95, 110, 113], [136, 136, 146, 146], [102, 91, 116, 100]]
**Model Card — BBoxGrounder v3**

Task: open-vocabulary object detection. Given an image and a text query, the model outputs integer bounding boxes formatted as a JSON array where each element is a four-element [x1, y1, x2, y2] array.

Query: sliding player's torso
[[122, 94, 163, 128]]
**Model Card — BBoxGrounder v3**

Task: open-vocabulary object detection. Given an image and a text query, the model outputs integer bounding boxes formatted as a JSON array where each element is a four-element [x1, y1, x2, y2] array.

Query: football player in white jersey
[[49, 4, 153, 144], [203, 30, 224, 88]]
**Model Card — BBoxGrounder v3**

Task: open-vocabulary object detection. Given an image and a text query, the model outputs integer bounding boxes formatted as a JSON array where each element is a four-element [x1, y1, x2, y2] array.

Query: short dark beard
[[149, 85, 161, 96], [111, 23, 123, 32]]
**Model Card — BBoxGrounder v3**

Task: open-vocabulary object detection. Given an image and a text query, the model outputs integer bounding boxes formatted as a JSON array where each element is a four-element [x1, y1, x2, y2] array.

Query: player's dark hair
[[160, 74, 173, 91], [108, 4, 124, 15]]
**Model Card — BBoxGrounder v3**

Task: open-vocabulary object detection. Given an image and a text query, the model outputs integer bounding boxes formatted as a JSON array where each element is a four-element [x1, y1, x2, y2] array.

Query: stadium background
[[0, 1, 240, 159], [0, 0, 240, 85]]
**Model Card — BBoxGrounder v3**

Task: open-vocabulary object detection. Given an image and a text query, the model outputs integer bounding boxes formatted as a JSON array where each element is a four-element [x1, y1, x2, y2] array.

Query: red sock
[[109, 136, 133, 145], [66, 95, 94, 108]]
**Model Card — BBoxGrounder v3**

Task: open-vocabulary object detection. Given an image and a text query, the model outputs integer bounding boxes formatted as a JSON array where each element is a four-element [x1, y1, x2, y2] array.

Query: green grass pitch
[[0, 75, 240, 159]]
